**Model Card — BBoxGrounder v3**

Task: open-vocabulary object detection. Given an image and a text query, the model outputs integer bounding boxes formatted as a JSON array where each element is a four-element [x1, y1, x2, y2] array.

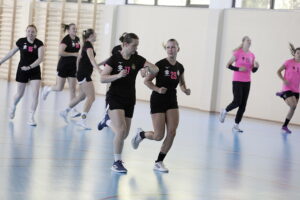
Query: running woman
[[276, 43, 300, 134], [42, 23, 81, 117], [131, 39, 191, 173], [60, 28, 101, 129], [0, 24, 45, 126], [99, 33, 159, 173], [219, 36, 259, 132]]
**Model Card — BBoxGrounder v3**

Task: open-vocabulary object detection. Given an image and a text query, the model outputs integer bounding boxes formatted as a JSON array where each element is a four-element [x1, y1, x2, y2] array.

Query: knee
[[153, 133, 164, 141], [167, 130, 177, 138], [79, 95, 86, 101]]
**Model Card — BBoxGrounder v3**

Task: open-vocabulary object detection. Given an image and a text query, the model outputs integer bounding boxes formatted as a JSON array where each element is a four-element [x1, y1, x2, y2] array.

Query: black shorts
[[150, 93, 178, 114], [16, 68, 41, 83], [77, 73, 92, 84], [106, 95, 135, 118], [57, 64, 76, 78], [279, 91, 299, 100]]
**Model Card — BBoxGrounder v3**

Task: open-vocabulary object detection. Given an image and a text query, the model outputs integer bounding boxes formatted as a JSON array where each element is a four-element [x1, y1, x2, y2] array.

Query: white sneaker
[[131, 128, 143, 149], [153, 161, 169, 173], [232, 124, 243, 133], [42, 86, 51, 101], [59, 110, 69, 123], [76, 119, 91, 130], [9, 106, 16, 119], [219, 109, 227, 123], [70, 108, 81, 118], [27, 114, 37, 126]]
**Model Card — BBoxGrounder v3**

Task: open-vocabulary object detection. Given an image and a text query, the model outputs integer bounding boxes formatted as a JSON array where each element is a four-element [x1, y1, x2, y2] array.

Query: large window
[[274, 0, 300, 9], [234, 0, 270, 9], [126, 0, 210, 6], [127, 0, 155, 5], [233, 0, 300, 9]]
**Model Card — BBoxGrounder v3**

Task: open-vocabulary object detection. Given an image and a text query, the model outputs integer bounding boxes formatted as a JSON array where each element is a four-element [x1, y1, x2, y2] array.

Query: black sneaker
[[111, 160, 127, 173]]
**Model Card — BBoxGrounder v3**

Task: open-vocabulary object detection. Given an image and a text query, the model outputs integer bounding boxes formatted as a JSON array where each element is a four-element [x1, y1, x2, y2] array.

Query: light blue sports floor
[[0, 80, 299, 200]]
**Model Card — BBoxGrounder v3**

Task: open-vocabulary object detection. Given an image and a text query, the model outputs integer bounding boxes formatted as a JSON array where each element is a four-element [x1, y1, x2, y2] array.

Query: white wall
[[113, 5, 211, 110]]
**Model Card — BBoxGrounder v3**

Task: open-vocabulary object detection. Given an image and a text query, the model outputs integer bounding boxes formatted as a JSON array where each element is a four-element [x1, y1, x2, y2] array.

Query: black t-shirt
[[153, 58, 184, 96], [78, 41, 96, 76], [59, 34, 80, 64], [106, 52, 146, 103], [16, 37, 44, 69]]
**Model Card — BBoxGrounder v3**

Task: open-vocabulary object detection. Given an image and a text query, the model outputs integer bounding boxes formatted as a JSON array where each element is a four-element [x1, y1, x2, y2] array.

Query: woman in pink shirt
[[276, 43, 300, 134], [219, 36, 259, 132]]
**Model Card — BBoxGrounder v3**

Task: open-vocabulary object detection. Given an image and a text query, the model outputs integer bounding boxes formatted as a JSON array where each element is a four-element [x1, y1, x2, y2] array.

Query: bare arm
[[100, 64, 126, 83], [86, 48, 101, 73], [179, 72, 191, 95], [226, 55, 246, 72], [144, 73, 167, 94], [277, 65, 288, 84], [59, 43, 78, 57], [0, 46, 19, 65], [76, 49, 82, 71], [144, 61, 159, 75]]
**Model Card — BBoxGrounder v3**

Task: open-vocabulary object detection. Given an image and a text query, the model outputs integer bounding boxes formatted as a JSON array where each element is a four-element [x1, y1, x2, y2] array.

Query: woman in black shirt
[[100, 33, 159, 173], [60, 29, 101, 129], [0, 24, 45, 126], [42, 23, 81, 117], [131, 39, 191, 173]]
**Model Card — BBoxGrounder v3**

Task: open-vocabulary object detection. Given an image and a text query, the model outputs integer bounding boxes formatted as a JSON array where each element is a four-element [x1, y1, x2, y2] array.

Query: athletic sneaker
[[219, 109, 227, 123], [282, 126, 292, 134], [111, 160, 127, 173], [9, 106, 16, 119], [232, 124, 243, 133], [276, 91, 284, 97], [59, 110, 69, 123], [153, 161, 169, 173], [76, 119, 91, 130], [70, 108, 81, 118], [131, 128, 143, 149], [27, 114, 37, 126], [98, 111, 110, 131], [42, 86, 51, 100]]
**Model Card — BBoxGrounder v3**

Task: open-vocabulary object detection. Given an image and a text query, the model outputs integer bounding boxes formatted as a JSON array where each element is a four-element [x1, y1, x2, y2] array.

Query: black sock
[[283, 118, 290, 127], [140, 131, 145, 139], [155, 152, 166, 163]]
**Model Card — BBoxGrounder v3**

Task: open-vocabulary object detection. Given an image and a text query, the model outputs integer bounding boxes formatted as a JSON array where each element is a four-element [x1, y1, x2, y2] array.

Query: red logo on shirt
[[170, 71, 177, 80], [124, 66, 131, 74], [28, 46, 33, 52], [75, 43, 80, 49]]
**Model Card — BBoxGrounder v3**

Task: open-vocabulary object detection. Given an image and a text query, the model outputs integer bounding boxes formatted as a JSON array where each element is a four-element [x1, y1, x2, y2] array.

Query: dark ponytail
[[289, 43, 300, 56], [121, 33, 139, 44], [82, 28, 95, 42], [119, 32, 128, 43], [61, 23, 75, 32]]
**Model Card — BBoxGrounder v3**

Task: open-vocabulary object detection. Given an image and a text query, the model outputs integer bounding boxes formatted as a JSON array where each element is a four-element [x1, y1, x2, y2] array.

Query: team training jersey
[[58, 34, 80, 65], [153, 58, 184, 96], [77, 41, 96, 77], [105, 52, 146, 104], [16, 37, 44, 69], [233, 48, 255, 82], [282, 58, 300, 93]]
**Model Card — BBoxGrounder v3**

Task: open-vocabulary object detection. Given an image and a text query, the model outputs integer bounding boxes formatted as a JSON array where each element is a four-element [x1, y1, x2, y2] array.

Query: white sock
[[114, 154, 121, 162]]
